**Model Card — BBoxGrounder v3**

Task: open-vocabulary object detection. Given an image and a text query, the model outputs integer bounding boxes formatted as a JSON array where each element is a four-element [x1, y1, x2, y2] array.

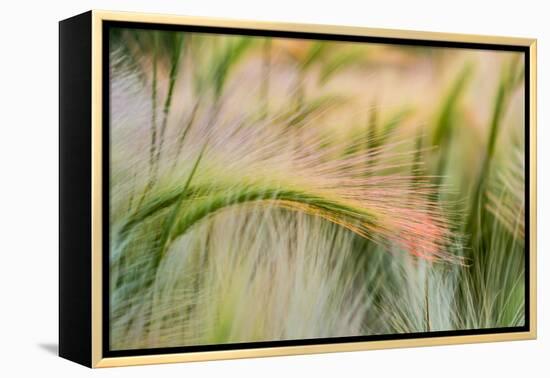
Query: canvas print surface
[[108, 26, 526, 351]]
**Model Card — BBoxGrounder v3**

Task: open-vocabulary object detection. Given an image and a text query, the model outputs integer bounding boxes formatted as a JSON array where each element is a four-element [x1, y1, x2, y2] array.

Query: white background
[[0, 0, 547, 376]]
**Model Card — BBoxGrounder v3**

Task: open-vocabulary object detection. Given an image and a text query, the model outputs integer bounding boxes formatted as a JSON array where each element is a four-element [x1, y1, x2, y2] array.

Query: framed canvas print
[[59, 10, 537, 368]]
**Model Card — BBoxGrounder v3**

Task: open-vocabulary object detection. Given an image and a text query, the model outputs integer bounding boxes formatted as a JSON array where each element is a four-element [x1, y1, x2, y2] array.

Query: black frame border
[[101, 20, 531, 359]]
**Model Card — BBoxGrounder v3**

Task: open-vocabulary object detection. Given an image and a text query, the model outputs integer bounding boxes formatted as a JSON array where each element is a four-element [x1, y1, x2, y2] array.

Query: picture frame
[[59, 10, 537, 368]]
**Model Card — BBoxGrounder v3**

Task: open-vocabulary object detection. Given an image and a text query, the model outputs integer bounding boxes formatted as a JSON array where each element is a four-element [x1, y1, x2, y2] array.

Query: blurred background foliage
[[108, 28, 526, 350]]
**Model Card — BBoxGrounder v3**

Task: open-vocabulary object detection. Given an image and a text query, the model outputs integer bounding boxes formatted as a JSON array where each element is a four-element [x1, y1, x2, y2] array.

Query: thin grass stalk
[[261, 38, 272, 119], [366, 103, 378, 172], [172, 99, 200, 171], [149, 32, 159, 183], [465, 56, 522, 250], [135, 32, 160, 208], [156, 34, 185, 168], [155, 142, 208, 269], [432, 63, 473, 193]]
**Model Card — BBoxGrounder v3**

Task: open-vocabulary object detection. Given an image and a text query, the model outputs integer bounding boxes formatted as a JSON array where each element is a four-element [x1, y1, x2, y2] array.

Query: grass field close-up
[[107, 26, 526, 351]]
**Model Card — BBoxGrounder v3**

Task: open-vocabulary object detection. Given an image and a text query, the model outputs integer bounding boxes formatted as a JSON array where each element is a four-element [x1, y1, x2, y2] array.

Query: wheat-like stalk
[[108, 30, 525, 350]]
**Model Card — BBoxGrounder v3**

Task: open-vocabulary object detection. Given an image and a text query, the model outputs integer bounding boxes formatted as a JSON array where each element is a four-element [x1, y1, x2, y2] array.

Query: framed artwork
[[59, 10, 537, 368]]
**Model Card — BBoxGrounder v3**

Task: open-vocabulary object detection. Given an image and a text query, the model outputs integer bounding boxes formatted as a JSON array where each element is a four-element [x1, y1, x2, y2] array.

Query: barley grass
[[108, 29, 526, 350]]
